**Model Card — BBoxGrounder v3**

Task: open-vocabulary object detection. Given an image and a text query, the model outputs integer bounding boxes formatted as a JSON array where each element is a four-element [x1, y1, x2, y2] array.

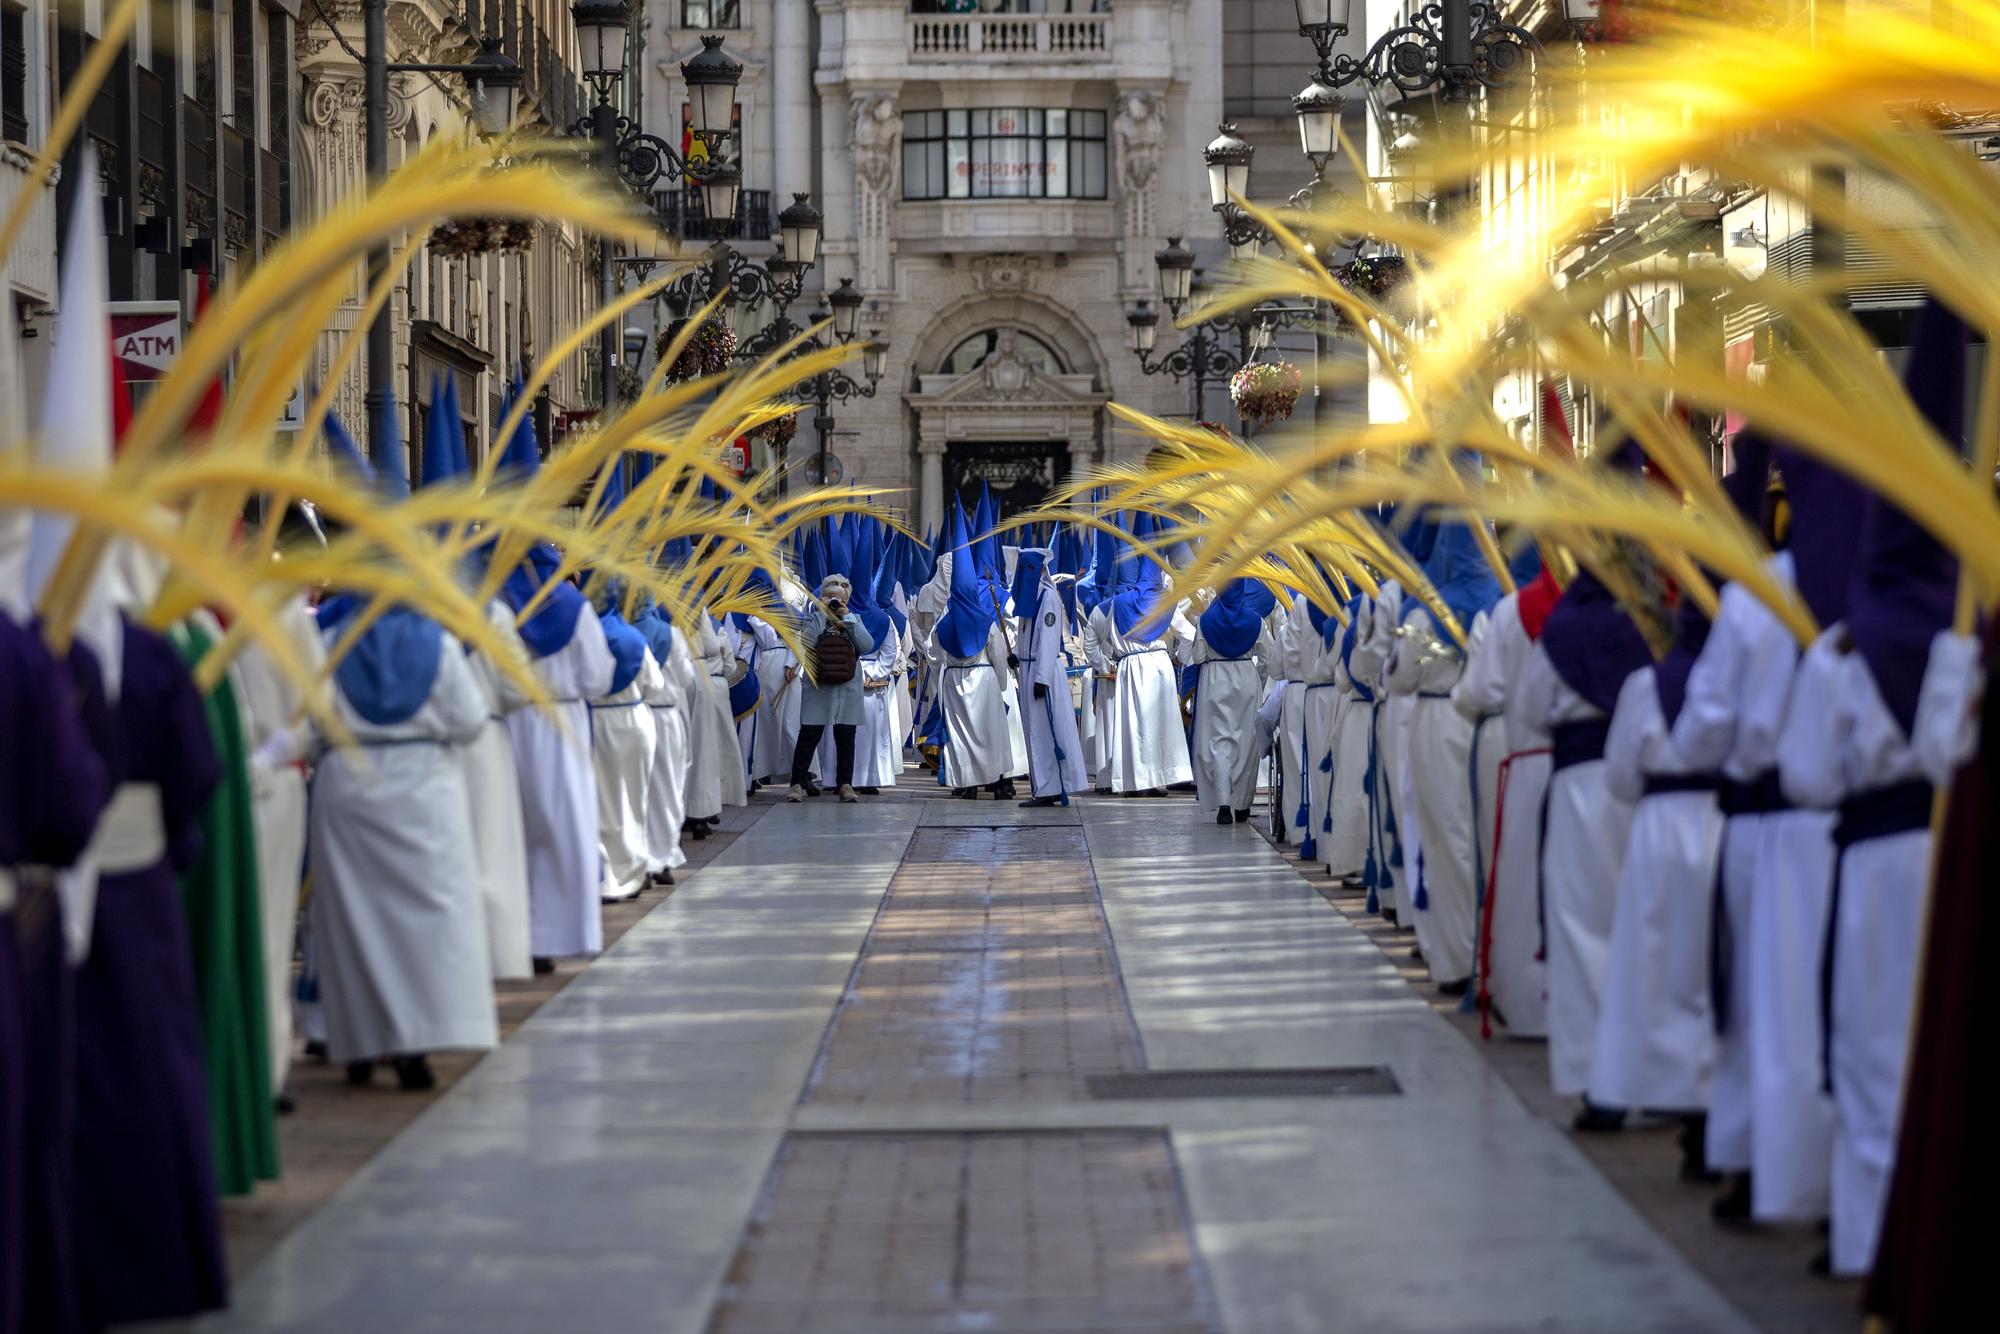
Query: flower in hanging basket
[[1334, 254, 1409, 299], [1230, 361, 1303, 426], [431, 216, 537, 258], [654, 318, 740, 384], [751, 412, 799, 448]]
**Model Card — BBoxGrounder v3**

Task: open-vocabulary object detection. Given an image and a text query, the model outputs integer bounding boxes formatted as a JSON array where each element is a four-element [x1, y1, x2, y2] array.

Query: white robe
[[1295, 599, 1343, 863], [1184, 618, 1271, 816], [1587, 667, 1723, 1112], [831, 621, 901, 788], [1098, 604, 1195, 793], [591, 650, 662, 903], [1778, 631, 1937, 1278], [646, 630, 698, 875], [683, 614, 748, 818], [1018, 581, 1089, 800], [508, 609, 615, 959], [1322, 619, 1372, 881], [1516, 642, 1637, 1098], [1673, 553, 1833, 1209], [1349, 591, 1408, 911], [745, 616, 802, 783], [1271, 608, 1306, 844], [460, 600, 536, 980], [916, 555, 1015, 791], [308, 629, 496, 1063], [1086, 608, 1118, 789], [1452, 592, 1549, 1039], [1387, 604, 1481, 985], [1062, 617, 1096, 781], [234, 594, 326, 1088]]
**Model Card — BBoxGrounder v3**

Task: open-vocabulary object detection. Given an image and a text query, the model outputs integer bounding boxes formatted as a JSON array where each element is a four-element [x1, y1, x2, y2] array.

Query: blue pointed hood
[[1506, 539, 1542, 589], [1112, 513, 1172, 642], [935, 502, 996, 659], [825, 513, 856, 588], [497, 372, 541, 478], [802, 526, 829, 592], [502, 548, 587, 659], [1009, 546, 1048, 621], [1201, 578, 1276, 659], [420, 375, 460, 489], [974, 485, 1002, 585], [848, 522, 892, 646], [324, 411, 373, 484], [1417, 520, 1503, 638], [1846, 298, 1964, 735]]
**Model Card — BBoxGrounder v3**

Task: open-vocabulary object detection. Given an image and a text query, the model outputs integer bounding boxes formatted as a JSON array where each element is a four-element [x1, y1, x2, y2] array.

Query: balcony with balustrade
[[906, 7, 1112, 63]]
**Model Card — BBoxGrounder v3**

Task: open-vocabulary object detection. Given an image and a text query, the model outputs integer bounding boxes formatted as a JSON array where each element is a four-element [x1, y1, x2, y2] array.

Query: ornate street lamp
[[778, 193, 824, 268], [1155, 236, 1196, 315], [1307, 0, 1542, 103], [1204, 123, 1255, 211], [1127, 301, 1160, 355], [827, 278, 865, 344], [1292, 0, 1359, 73], [571, 0, 632, 98], [1293, 74, 1344, 178], [681, 33, 745, 145]]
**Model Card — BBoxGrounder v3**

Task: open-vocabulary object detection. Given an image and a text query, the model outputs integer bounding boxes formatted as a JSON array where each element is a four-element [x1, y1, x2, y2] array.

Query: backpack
[[811, 619, 857, 686]]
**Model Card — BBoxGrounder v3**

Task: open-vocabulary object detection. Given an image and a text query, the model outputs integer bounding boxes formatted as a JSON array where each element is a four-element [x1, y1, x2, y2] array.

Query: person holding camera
[[788, 575, 877, 802]]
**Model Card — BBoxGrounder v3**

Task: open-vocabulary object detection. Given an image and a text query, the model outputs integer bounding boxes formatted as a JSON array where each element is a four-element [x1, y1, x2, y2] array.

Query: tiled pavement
[[183, 770, 1786, 1333]]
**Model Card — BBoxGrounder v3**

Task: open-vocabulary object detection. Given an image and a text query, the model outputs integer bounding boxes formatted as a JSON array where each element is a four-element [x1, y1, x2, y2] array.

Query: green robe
[[171, 619, 280, 1195]]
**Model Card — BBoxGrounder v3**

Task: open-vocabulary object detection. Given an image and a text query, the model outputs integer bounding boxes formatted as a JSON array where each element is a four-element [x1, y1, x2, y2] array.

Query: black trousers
[[791, 722, 856, 789]]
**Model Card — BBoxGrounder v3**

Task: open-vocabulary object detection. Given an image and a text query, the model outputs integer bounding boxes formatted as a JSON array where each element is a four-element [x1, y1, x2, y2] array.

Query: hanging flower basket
[[751, 412, 799, 448], [655, 318, 739, 384], [431, 217, 536, 258], [1230, 361, 1303, 426], [1333, 254, 1409, 299]]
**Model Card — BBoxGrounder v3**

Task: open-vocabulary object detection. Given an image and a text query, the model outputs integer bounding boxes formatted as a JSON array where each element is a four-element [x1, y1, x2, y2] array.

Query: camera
[[826, 598, 846, 617]]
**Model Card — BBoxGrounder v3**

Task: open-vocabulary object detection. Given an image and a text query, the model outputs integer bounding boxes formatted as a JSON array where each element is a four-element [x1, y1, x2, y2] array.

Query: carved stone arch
[[912, 290, 1107, 387]]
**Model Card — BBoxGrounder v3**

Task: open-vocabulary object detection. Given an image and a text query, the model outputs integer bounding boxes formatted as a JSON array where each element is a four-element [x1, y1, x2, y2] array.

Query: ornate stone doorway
[[906, 327, 1109, 534]]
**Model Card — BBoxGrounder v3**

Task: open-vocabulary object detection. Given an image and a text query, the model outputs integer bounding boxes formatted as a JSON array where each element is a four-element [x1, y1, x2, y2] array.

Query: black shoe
[[1437, 977, 1471, 997], [1711, 1175, 1755, 1226], [1217, 808, 1235, 825], [1382, 908, 1400, 927], [393, 1054, 436, 1092], [532, 956, 556, 976], [1572, 1102, 1627, 1133], [304, 1039, 329, 1063], [858, 786, 881, 795], [1147, 787, 1170, 798], [274, 1091, 297, 1115], [747, 779, 762, 794], [685, 820, 710, 841], [1409, 944, 1425, 962], [955, 787, 978, 800], [650, 868, 676, 887], [345, 1061, 376, 1088], [1234, 808, 1252, 823], [1020, 795, 1061, 808]]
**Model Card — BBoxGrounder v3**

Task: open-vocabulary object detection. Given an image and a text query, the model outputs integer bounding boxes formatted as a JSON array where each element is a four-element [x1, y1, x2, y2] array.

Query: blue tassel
[[1318, 752, 1333, 773], [1363, 846, 1379, 888], [1299, 832, 1317, 861], [1295, 794, 1310, 831], [1413, 851, 1429, 911], [1322, 804, 1333, 833], [1364, 882, 1379, 913]]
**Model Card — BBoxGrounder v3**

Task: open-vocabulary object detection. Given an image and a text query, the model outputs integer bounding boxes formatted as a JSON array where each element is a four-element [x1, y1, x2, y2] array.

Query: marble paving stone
[[195, 787, 1763, 1334]]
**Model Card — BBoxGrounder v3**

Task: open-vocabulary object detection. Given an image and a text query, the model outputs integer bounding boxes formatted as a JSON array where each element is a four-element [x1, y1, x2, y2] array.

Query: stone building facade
[[647, 0, 1225, 532]]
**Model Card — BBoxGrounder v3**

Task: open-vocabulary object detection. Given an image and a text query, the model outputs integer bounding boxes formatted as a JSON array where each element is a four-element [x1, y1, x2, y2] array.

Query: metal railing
[[654, 187, 773, 243], [907, 12, 1110, 60]]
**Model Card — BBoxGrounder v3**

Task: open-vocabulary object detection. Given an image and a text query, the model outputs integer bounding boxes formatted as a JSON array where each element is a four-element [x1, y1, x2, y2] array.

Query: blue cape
[[598, 609, 647, 696], [502, 544, 587, 659], [316, 597, 444, 726], [1200, 579, 1276, 659], [1417, 520, 1503, 638]]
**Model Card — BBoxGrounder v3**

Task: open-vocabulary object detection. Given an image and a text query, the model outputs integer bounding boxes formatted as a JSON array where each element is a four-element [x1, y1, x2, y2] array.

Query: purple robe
[[71, 618, 228, 1326], [1, 616, 112, 1334]]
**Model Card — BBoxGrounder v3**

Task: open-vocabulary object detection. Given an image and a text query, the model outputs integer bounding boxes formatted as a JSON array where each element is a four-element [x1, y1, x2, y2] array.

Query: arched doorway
[[906, 319, 1109, 534]]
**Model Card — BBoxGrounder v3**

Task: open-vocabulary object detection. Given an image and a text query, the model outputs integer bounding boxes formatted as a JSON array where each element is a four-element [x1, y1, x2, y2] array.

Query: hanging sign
[[107, 301, 184, 382]]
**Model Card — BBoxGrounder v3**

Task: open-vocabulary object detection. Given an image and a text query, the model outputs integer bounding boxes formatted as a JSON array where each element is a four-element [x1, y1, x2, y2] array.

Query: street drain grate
[[1086, 1067, 1402, 1100]]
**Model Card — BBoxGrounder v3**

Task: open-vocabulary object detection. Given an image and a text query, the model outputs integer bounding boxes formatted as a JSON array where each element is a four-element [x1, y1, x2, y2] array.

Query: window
[[680, 1, 741, 27], [2, 1, 29, 145], [940, 329, 1065, 377], [902, 107, 1107, 201]]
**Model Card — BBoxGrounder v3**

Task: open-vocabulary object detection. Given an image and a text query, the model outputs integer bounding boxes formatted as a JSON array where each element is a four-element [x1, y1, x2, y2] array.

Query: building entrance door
[[944, 441, 1070, 523]]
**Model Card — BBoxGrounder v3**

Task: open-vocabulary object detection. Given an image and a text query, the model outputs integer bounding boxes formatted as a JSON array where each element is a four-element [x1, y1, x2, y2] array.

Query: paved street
[[188, 783, 1758, 1334]]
